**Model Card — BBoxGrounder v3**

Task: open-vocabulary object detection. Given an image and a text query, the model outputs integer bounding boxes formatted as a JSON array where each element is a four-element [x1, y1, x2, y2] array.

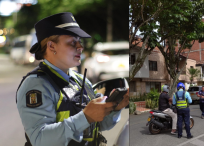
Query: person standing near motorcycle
[[197, 86, 204, 119], [159, 85, 177, 134], [173, 82, 193, 139]]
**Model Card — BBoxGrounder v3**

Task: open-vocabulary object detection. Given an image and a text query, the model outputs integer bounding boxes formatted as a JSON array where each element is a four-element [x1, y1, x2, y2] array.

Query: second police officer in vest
[[197, 86, 204, 119], [16, 12, 129, 146], [173, 82, 193, 139]]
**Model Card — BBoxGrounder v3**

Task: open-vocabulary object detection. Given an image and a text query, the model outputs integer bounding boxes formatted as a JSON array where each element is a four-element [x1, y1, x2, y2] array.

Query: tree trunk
[[129, 36, 150, 82], [129, 52, 148, 82], [106, 1, 112, 42], [169, 75, 179, 98]]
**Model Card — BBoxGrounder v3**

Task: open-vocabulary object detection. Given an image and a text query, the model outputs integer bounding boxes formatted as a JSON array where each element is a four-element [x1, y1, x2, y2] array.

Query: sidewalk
[[134, 101, 151, 114]]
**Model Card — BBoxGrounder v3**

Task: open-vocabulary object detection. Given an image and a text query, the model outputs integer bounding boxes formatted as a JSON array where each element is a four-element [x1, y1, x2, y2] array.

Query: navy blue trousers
[[199, 101, 204, 116], [177, 108, 191, 137]]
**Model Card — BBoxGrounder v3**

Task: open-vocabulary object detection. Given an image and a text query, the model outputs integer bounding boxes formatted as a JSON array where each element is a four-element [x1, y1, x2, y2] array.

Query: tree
[[130, 0, 204, 97], [129, 0, 174, 81], [187, 68, 200, 84]]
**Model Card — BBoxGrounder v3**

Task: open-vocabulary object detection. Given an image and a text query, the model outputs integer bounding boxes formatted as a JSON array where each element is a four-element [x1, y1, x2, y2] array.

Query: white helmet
[[161, 85, 169, 93]]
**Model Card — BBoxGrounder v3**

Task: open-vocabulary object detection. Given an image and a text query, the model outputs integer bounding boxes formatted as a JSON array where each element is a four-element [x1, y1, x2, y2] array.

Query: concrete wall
[[148, 51, 169, 81]]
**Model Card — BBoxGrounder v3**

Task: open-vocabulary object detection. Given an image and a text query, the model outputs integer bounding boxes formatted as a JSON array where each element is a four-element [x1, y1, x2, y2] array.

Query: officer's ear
[[47, 41, 56, 52]]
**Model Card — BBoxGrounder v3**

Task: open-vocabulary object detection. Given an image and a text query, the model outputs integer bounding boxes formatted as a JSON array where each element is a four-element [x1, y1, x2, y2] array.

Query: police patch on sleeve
[[26, 90, 42, 108]]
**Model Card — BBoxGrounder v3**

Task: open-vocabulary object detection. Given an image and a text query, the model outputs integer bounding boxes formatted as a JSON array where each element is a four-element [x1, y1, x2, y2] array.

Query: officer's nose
[[76, 42, 84, 52]]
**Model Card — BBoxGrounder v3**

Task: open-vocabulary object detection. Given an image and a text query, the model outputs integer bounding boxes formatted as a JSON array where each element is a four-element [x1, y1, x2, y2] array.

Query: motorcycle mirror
[[92, 78, 129, 96]]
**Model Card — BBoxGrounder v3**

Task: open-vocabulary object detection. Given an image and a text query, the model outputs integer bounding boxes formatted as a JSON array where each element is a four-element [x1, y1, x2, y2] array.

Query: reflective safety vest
[[16, 62, 100, 146], [175, 91, 188, 109]]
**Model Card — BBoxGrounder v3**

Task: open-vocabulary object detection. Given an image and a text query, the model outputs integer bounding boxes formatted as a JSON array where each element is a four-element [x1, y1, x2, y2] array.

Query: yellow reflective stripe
[[56, 111, 70, 122], [73, 72, 92, 101], [43, 62, 67, 82], [175, 92, 188, 108], [87, 95, 91, 101], [83, 123, 98, 142], [73, 72, 91, 89], [83, 128, 96, 141], [57, 91, 63, 110]]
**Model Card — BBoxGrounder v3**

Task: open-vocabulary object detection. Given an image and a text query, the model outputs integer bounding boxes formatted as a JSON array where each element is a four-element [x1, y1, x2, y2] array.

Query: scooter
[[146, 109, 194, 134]]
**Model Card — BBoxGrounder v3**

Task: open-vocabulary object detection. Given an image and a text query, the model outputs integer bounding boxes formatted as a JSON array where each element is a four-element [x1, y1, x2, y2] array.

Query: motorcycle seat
[[152, 110, 163, 113]]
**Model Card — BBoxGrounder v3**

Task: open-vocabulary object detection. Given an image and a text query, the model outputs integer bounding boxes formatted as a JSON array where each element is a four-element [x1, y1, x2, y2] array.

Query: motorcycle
[[146, 109, 194, 134]]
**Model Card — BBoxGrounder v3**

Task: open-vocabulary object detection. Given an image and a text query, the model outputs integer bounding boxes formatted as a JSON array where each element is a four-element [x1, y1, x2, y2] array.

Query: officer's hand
[[113, 88, 129, 111], [83, 96, 116, 123]]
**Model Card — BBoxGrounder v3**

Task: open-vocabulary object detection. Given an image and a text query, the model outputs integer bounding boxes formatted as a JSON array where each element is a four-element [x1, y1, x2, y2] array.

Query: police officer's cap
[[30, 12, 91, 54]]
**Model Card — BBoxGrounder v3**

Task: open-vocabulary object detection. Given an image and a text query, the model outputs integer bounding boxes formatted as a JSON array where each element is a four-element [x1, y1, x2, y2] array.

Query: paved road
[[0, 54, 128, 146], [130, 104, 204, 146]]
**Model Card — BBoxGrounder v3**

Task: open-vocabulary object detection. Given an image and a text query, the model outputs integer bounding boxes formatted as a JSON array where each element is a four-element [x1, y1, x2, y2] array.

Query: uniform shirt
[[159, 92, 170, 111], [17, 59, 121, 146], [173, 89, 192, 105], [198, 90, 204, 102]]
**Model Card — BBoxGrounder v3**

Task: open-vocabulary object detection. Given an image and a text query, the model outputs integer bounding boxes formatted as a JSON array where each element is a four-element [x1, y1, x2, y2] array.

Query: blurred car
[[187, 86, 202, 103], [10, 33, 40, 65], [113, 119, 129, 146], [83, 41, 129, 83]]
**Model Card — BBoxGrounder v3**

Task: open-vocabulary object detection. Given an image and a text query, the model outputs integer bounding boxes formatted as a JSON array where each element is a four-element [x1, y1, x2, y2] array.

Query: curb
[[134, 109, 151, 115]]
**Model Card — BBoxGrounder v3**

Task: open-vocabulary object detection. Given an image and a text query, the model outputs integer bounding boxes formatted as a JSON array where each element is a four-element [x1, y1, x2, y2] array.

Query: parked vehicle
[[146, 109, 194, 134], [93, 78, 129, 146], [113, 119, 129, 146], [187, 86, 202, 103], [10, 33, 39, 65], [83, 41, 129, 83]]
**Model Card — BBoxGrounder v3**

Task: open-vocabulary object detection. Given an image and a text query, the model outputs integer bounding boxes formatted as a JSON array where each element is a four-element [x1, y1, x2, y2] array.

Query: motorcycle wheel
[[182, 118, 194, 129], [149, 123, 161, 134]]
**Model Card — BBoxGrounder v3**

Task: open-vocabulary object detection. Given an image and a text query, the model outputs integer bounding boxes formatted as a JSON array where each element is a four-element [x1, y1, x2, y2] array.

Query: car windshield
[[100, 49, 129, 55], [188, 87, 200, 91]]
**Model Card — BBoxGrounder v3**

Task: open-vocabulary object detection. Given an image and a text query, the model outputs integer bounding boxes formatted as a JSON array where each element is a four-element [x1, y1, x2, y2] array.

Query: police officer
[[16, 12, 129, 146], [159, 85, 177, 134], [173, 82, 193, 139], [197, 86, 204, 119]]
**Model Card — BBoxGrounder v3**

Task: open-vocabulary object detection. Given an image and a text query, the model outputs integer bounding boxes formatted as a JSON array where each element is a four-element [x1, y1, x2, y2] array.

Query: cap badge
[[71, 16, 75, 21]]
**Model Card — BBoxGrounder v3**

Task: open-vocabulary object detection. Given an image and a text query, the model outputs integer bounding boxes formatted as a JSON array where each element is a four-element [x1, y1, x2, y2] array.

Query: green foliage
[[130, 0, 204, 97], [146, 99, 157, 109], [129, 101, 136, 114], [145, 89, 160, 109], [129, 93, 148, 102], [187, 68, 200, 83], [146, 89, 160, 100]]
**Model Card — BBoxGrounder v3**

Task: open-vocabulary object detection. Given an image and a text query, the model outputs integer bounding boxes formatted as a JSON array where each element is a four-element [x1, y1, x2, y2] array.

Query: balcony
[[197, 77, 204, 81]]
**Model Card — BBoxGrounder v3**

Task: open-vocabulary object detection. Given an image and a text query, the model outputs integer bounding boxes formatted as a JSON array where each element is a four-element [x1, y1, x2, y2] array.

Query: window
[[190, 66, 194, 69], [130, 54, 136, 65], [146, 82, 161, 92], [149, 61, 157, 71], [187, 87, 199, 91], [130, 81, 136, 92]]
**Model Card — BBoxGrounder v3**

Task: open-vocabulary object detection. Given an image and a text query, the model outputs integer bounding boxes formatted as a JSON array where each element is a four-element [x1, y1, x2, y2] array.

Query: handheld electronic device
[[105, 87, 127, 103]]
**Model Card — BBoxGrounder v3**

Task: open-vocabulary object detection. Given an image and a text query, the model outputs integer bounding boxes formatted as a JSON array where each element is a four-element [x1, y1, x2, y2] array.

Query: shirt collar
[[44, 59, 70, 82], [68, 68, 80, 83]]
